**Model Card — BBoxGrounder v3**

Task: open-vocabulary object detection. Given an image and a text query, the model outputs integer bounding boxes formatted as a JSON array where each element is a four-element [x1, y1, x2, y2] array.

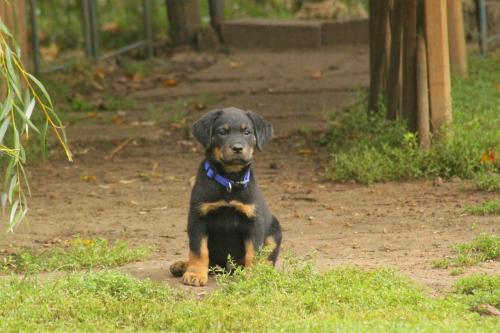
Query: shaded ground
[[1, 46, 498, 294]]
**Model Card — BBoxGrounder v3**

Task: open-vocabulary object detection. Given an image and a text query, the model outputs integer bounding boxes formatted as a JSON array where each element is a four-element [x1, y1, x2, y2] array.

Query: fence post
[[447, 0, 467, 78], [402, 0, 418, 132], [368, 0, 390, 113], [386, 0, 403, 120], [0, 0, 30, 66], [166, 0, 200, 46], [208, 0, 224, 39], [424, 0, 452, 137], [143, 0, 153, 58]]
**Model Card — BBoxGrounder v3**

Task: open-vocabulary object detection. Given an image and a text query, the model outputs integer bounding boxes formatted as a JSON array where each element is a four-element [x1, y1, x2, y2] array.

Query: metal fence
[[477, 0, 500, 53], [29, 0, 154, 75]]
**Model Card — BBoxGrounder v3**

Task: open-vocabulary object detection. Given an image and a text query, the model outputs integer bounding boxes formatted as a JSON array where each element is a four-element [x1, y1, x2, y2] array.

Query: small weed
[[432, 259, 450, 269], [474, 172, 500, 192], [454, 234, 500, 266], [103, 95, 137, 111], [450, 268, 465, 276], [465, 199, 500, 215], [70, 94, 94, 112], [433, 234, 500, 269], [0, 238, 152, 273], [453, 273, 500, 309]]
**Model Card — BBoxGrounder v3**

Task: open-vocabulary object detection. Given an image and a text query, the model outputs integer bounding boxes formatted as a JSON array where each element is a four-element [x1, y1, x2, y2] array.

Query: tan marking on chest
[[199, 200, 256, 218]]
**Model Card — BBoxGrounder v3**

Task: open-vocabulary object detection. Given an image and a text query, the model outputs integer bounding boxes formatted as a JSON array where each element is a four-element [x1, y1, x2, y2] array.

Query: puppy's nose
[[231, 143, 243, 153]]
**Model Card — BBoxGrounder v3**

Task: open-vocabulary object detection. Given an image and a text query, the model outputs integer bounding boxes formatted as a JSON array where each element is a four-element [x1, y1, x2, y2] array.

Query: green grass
[[453, 273, 500, 310], [0, 261, 498, 332], [465, 199, 500, 215], [474, 172, 500, 192], [0, 239, 152, 273], [433, 233, 500, 269], [325, 53, 500, 185]]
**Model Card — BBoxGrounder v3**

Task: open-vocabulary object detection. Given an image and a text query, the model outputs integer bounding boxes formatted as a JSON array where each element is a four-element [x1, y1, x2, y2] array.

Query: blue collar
[[204, 161, 251, 192]]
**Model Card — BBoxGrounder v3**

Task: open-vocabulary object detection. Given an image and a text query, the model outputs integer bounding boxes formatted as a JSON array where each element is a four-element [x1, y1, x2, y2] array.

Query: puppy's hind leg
[[264, 216, 282, 265]]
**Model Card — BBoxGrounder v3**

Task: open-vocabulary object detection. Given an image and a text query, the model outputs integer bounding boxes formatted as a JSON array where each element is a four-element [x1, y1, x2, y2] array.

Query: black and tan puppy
[[170, 107, 282, 286]]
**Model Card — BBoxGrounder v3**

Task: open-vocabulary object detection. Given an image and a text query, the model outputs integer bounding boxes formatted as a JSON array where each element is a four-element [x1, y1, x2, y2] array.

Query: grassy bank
[[325, 52, 500, 185], [0, 261, 498, 332]]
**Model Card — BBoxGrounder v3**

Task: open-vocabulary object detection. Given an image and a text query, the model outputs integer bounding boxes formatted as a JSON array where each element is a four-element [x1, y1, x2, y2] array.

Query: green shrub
[[325, 53, 500, 185]]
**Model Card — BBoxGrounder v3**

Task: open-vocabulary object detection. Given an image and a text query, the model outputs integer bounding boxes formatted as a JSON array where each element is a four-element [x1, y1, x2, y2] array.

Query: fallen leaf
[[163, 78, 178, 87], [298, 148, 314, 156], [130, 72, 143, 83], [480, 148, 496, 165], [94, 67, 106, 80], [311, 70, 324, 80], [40, 43, 59, 61], [194, 102, 206, 110], [495, 82, 500, 91], [228, 60, 245, 69], [80, 175, 97, 182], [102, 22, 120, 33], [112, 114, 124, 125], [91, 81, 104, 91], [87, 111, 98, 119]]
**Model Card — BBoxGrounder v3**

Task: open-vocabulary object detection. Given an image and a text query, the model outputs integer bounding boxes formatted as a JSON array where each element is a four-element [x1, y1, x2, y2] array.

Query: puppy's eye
[[243, 129, 252, 136], [218, 129, 228, 136]]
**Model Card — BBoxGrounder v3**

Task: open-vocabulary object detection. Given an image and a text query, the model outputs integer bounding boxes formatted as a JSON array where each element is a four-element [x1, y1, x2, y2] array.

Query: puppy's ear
[[246, 111, 273, 151], [192, 110, 221, 148]]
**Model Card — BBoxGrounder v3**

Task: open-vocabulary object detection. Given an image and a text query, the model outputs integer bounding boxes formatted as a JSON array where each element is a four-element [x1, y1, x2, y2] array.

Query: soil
[[1, 46, 498, 295]]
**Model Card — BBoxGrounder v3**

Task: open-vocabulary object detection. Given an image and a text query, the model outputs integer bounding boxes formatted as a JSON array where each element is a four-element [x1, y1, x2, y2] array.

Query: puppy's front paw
[[182, 270, 208, 287]]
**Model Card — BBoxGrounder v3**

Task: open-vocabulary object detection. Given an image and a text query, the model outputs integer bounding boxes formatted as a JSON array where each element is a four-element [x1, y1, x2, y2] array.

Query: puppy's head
[[192, 107, 273, 172]]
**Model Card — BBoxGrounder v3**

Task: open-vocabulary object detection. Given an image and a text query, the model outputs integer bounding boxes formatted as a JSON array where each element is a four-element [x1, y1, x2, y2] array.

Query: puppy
[[170, 107, 282, 286]]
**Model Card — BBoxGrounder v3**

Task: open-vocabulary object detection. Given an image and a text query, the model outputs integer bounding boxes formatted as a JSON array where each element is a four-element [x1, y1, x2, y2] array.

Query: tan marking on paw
[[182, 237, 209, 287], [244, 240, 255, 267]]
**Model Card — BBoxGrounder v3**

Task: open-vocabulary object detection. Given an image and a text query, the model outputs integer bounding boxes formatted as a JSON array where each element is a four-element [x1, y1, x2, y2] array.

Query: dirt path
[[1, 46, 498, 294]]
